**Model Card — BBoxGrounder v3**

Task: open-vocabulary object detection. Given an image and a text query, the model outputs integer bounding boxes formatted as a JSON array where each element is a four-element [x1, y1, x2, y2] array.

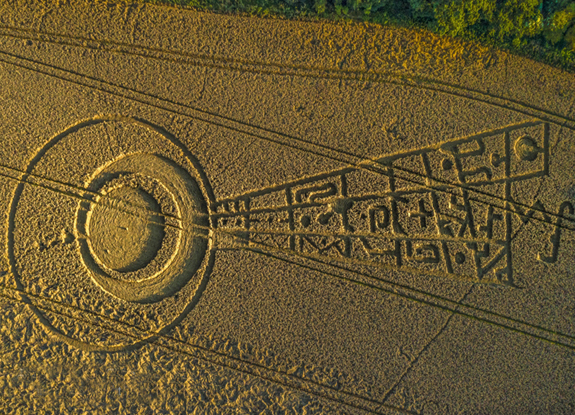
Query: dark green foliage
[[494, 0, 543, 45], [311, 0, 391, 16], [433, 0, 496, 36], [543, 0, 575, 48], [148, 0, 575, 71]]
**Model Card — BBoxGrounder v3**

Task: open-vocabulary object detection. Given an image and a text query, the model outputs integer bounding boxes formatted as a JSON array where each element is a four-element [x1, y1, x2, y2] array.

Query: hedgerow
[[147, 0, 575, 71]]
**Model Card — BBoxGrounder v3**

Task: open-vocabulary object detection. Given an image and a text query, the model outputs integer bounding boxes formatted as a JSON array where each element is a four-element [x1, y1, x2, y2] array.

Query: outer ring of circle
[[6, 115, 217, 352]]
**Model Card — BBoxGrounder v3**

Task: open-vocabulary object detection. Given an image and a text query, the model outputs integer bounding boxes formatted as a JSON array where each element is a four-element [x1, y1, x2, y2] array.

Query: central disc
[[88, 185, 165, 273]]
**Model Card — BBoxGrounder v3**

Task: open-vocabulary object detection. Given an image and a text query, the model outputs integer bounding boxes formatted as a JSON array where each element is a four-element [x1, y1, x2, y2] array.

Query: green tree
[[544, 1, 575, 49], [494, 0, 543, 46], [433, 0, 496, 36]]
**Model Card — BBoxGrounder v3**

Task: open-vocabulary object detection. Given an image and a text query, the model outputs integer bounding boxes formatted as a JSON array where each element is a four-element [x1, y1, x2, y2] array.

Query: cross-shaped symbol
[[409, 199, 433, 228]]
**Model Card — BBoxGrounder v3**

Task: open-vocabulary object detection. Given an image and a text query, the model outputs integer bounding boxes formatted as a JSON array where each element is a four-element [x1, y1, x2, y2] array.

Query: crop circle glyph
[[7, 116, 215, 351]]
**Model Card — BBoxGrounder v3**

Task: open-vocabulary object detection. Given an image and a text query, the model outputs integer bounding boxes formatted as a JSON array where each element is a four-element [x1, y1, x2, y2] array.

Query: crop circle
[[7, 116, 215, 351], [514, 135, 539, 162]]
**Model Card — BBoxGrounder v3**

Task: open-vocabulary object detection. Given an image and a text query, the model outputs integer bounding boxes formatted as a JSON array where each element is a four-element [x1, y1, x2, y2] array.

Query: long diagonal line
[[0, 169, 186, 232], [0, 49, 573, 232], [2, 223, 574, 409], [208, 116, 574, 232], [4, 152, 575, 245], [0, 284, 413, 415], [10, 200, 575, 350], [0, 157, 200, 234], [247, 245, 575, 350], [5, 163, 575, 347], [98, 219, 503, 287], [2, 148, 509, 285], [3, 233, 572, 412], [0, 157, 544, 237], [379, 285, 475, 404], [0, 162, 186, 223], [215, 173, 575, 235], [2, 141, 563, 342], [1, 44, 575, 346], [13, 188, 499, 289], [115, 218, 575, 348], [0, 23, 574, 133], [216, 184, 575, 235]]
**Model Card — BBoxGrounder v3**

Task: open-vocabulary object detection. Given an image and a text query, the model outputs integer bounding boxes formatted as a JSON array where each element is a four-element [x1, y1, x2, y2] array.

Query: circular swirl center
[[88, 185, 165, 273]]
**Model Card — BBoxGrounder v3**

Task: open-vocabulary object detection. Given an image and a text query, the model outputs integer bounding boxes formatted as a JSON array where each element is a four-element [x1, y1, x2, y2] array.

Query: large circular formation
[[7, 116, 215, 351]]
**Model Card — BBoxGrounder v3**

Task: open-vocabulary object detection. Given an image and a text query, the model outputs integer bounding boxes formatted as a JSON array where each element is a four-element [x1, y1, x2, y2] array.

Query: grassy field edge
[[140, 0, 575, 73]]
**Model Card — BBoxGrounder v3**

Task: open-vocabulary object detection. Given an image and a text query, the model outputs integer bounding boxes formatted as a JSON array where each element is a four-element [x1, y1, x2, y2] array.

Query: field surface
[[1, 1, 575, 414]]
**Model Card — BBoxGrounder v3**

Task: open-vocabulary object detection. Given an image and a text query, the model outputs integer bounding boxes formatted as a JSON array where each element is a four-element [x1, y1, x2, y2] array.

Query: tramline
[[211, 120, 568, 286]]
